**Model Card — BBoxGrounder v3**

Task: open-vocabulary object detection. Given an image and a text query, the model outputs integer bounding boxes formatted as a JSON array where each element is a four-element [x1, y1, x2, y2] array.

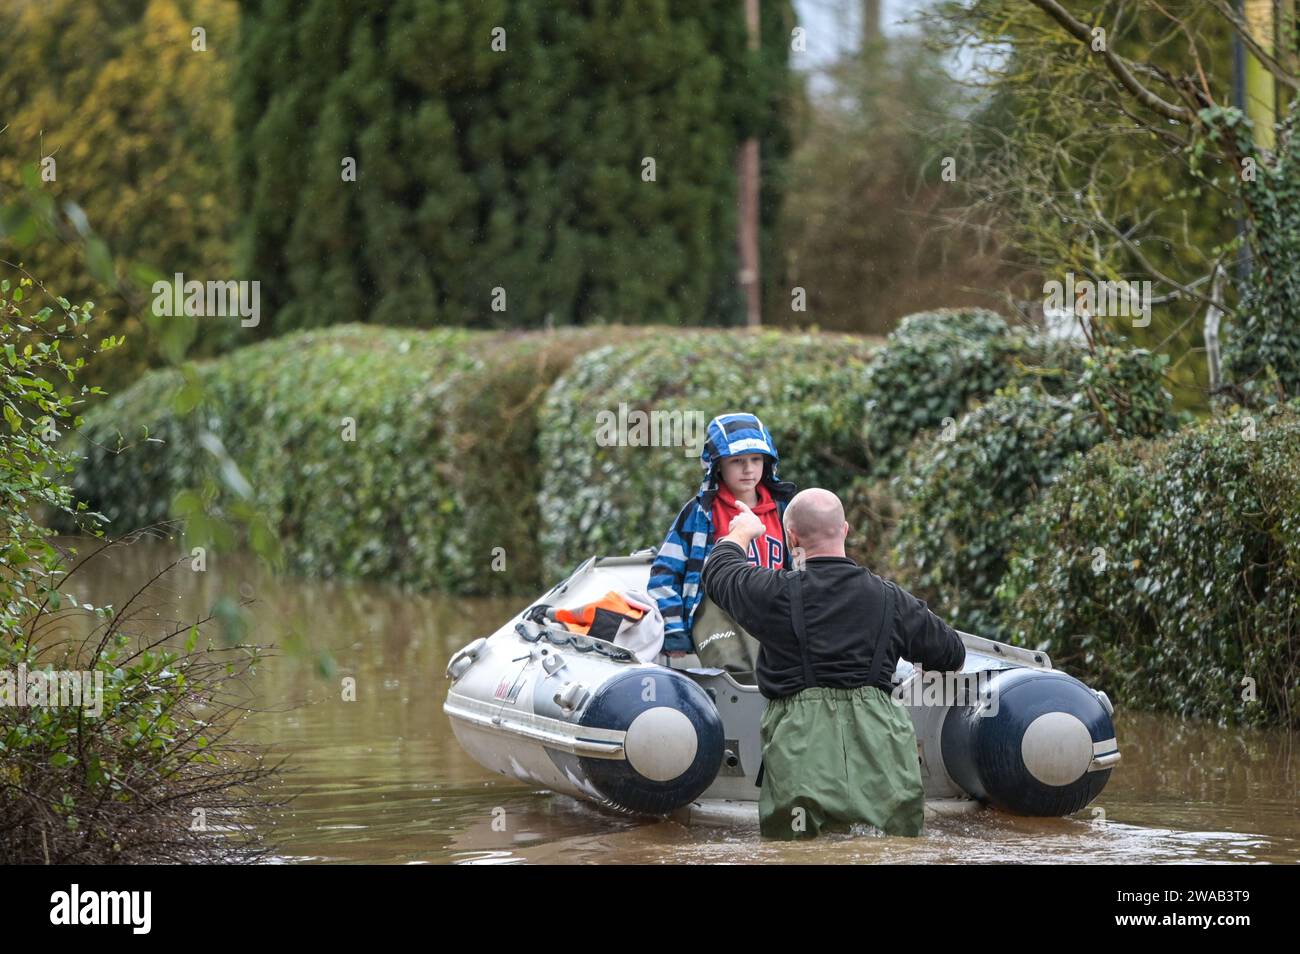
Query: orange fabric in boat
[[554, 592, 647, 640]]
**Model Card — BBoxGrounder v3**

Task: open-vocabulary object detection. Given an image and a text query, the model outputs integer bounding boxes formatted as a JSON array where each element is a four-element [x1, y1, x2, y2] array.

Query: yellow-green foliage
[[0, 0, 238, 391]]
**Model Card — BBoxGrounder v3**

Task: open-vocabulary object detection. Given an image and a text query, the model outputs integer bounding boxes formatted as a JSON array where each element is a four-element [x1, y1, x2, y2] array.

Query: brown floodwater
[[54, 537, 1300, 864]]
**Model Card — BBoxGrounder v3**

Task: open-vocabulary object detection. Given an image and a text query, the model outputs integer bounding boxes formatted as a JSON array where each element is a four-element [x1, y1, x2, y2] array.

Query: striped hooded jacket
[[649, 413, 796, 654]]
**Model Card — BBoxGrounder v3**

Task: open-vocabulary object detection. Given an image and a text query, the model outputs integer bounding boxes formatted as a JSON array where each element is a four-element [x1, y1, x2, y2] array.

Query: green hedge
[[65, 365, 193, 535], [71, 325, 879, 591], [841, 476, 901, 573], [537, 330, 880, 571], [65, 324, 647, 593], [68, 325, 492, 586], [889, 347, 1176, 637], [54, 317, 1300, 730], [999, 405, 1300, 728], [437, 329, 638, 594], [859, 307, 1082, 479]]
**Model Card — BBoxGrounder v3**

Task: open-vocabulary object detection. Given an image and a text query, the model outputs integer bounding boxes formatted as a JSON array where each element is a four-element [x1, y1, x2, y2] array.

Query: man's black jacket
[[700, 540, 966, 700]]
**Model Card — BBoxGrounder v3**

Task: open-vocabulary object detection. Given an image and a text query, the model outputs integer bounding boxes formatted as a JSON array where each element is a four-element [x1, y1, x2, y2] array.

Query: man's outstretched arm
[[893, 582, 966, 672], [700, 502, 782, 638]]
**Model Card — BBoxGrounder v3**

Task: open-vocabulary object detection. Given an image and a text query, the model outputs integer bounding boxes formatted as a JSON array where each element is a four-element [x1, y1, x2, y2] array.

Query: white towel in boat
[[614, 589, 665, 663]]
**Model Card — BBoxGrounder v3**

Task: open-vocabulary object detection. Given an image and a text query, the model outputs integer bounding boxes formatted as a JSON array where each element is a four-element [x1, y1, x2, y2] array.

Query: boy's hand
[[724, 499, 765, 546]]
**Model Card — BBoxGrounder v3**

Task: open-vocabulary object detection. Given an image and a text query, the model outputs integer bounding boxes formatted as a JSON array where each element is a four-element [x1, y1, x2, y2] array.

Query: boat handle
[[445, 637, 487, 680], [1088, 750, 1122, 772]]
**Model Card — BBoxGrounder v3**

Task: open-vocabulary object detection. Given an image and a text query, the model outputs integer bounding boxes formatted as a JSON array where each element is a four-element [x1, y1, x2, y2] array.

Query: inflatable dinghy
[[443, 549, 1120, 824]]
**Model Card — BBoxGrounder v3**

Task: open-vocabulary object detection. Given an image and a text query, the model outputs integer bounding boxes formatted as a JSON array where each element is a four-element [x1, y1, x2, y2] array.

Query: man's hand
[[723, 499, 765, 548]]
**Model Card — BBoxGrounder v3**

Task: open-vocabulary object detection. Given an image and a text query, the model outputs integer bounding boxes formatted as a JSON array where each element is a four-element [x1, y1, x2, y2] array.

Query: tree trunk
[[862, 0, 882, 48], [738, 0, 762, 327]]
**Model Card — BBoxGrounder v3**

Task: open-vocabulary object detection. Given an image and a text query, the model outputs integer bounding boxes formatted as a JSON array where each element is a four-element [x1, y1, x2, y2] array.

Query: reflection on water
[[59, 537, 1300, 864]]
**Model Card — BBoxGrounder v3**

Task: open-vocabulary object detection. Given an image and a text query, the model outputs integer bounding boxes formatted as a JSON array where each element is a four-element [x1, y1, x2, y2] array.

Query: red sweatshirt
[[711, 481, 786, 570]]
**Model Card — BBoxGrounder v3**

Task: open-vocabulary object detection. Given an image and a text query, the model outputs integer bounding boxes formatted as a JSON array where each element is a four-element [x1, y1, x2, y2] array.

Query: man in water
[[700, 487, 966, 838]]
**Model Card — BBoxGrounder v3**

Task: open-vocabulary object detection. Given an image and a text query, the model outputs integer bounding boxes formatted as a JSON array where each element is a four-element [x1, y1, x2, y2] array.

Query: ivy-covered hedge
[[537, 330, 880, 571], [64, 325, 622, 591], [438, 329, 640, 594], [998, 405, 1300, 728], [860, 307, 1082, 479], [64, 365, 193, 534], [889, 347, 1177, 637], [70, 325, 882, 592], [219, 325, 484, 585], [841, 476, 901, 572]]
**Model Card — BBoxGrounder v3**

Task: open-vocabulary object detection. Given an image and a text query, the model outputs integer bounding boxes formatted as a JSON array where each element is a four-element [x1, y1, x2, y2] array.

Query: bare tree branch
[[1024, 0, 1197, 120]]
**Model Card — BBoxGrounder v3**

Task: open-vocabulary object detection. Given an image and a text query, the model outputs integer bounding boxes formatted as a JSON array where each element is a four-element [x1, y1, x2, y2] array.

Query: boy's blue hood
[[697, 412, 790, 500]]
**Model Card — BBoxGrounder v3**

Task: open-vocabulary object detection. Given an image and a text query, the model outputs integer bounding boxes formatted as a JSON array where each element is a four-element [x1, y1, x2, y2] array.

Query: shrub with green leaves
[[889, 346, 1175, 637], [65, 324, 638, 593], [885, 307, 1010, 341], [841, 475, 901, 574], [537, 330, 879, 570], [1208, 100, 1300, 405], [438, 328, 633, 595], [2, 269, 275, 863], [998, 405, 1300, 728], [60, 366, 191, 533], [860, 307, 1082, 478], [2, 273, 108, 636], [67, 325, 481, 582]]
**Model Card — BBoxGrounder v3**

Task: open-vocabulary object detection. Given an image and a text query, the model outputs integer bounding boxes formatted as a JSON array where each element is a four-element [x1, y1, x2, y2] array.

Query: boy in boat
[[648, 412, 796, 680], [701, 488, 966, 839]]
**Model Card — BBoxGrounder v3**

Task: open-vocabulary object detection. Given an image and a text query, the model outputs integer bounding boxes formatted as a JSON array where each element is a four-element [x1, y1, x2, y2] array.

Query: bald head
[[784, 488, 848, 557]]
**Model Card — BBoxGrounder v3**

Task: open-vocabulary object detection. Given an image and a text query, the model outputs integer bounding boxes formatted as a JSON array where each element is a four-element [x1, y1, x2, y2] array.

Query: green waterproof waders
[[757, 573, 925, 839], [690, 596, 762, 686], [759, 686, 924, 839]]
